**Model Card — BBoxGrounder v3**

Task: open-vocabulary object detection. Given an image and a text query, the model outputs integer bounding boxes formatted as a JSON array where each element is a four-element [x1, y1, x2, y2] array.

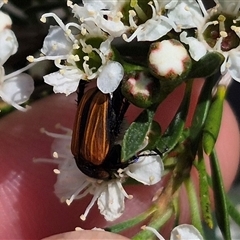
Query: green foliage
[[203, 85, 226, 155], [210, 150, 231, 240], [187, 52, 224, 78], [156, 79, 193, 155], [121, 108, 155, 161]]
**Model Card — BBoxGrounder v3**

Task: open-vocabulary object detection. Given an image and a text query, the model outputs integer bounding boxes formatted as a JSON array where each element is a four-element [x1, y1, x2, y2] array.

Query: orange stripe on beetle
[[71, 87, 110, 166]]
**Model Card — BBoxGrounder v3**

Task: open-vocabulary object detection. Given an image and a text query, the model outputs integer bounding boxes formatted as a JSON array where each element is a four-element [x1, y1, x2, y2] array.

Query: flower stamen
[[80, 186, 104, 221], [116, 180, 133, 199], [40, 127, 72, 140], [141, 225, 165, 240], [40, 13, 75, 42]]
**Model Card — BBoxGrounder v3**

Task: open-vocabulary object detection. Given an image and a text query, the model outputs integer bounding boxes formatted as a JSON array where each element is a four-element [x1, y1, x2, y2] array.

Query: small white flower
[[178, 0, 240, 81], [29, 10, 124, 94], [123, 1, 177, 42], [74, 0, 128, 37], [143, 224, 204, 240], [125, 152, 164, 185], [35, 126, 164, 222]]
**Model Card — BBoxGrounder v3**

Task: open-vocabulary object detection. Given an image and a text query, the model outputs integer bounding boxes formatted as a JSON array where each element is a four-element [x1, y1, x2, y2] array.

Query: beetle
[[71, 82, 132, 179]]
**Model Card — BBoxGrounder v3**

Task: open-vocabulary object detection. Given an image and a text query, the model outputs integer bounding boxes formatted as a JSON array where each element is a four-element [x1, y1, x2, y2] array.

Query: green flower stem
[[184, 176, 204, 235], [196, 144, 213, 229], [106, 205, 158, 233], [130, 0, 148, 22], [203, 85, 226, 155], [210, 149, 231, 240]]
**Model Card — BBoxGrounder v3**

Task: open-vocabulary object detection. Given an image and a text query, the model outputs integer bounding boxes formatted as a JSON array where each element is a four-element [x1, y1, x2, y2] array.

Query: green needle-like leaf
[[210, 149, 231, 240], [106, 206, 157, 233], [132, 208, 173, 240], [227, 197, 240, 227], [189, 74, 219, 152]]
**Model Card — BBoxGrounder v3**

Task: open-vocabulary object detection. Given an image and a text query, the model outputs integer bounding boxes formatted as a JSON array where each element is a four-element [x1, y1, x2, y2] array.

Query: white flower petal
[[165, 0, 178, 9], [2, 73, 34, 104], [43, 70, 80, 95], [180, 32, 207, 61], [167, 0, 202, 29], [170, 224, 204, 240], [97, 180, 125, 221], [227, 50, 240, 82], [0, 11, 12, 31], [83, 0, 118, 11], [41, 25, 72, 56], [96, 16, 126, 37], [99, 36, 113, 57], [0, 29, 18, 65], [0, 65, 5, 84], [97, 61, 124, 93], [72, 3, 94, 20], [126, 151, 164, 185], [51, 136, 72, 159], [54, 157, 89, 201], [137, 19, 172, 41], [215, 0, 240, 14]]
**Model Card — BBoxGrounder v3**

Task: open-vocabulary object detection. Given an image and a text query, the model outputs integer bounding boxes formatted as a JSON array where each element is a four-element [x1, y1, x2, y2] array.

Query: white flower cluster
[[27, 0, 240, 96], [35, 125, 164, 221], [0, 2, 34, 111]]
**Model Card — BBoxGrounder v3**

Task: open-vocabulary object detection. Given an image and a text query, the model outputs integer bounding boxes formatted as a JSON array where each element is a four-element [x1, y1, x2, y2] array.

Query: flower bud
[[148, 39, 192, 84], [121, 71, 161, 108]]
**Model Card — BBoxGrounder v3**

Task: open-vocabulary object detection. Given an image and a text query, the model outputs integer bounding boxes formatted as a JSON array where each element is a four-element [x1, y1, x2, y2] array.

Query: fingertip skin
[[0, 80, 239, 239], [42, 230, 129, 240]]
